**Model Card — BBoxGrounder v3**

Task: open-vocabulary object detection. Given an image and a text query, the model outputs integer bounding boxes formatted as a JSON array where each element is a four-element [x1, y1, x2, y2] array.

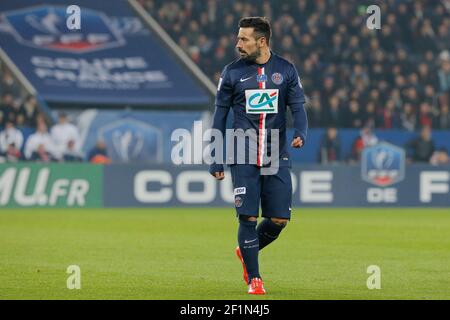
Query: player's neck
[[255, 48, 271, 65]]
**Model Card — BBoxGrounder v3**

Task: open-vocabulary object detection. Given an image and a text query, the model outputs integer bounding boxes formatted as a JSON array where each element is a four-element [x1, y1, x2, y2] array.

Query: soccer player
[[209, 17, 308, 295]]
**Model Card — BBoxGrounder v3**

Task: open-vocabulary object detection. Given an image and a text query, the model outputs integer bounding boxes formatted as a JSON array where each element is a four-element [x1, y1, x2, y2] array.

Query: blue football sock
[[257, 218, 286, 250], [238, 216, 260, 283]]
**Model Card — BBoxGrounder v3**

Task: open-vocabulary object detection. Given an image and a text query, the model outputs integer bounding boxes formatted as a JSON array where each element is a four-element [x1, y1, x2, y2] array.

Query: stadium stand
[[144, 0, 450, 131], [1, 0, 450, 164], [0, 59, 52, 162]]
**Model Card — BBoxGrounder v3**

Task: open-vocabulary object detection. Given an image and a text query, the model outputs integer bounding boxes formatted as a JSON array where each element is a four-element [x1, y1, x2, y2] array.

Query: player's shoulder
[[222, 58, 247, 73], [272, 53, 297, 72], [220, 59, 248, 85]]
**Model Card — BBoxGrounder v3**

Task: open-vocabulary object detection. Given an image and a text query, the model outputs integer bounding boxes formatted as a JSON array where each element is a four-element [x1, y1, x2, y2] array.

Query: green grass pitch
[[1, 208, 449, 300]]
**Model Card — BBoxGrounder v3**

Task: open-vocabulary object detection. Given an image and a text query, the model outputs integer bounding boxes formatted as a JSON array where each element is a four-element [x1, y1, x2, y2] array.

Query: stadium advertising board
[[103, 164, 450, 207], [78, 110, 207, 164], [0, 0, 209, 106], [1, 163, 448, 208], [0, 164, 102, 208]]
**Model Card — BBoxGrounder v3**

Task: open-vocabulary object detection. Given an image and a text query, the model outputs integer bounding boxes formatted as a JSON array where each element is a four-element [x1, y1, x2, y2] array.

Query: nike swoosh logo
[[240, 76, 253, 82], [244, 238, 257, 244]]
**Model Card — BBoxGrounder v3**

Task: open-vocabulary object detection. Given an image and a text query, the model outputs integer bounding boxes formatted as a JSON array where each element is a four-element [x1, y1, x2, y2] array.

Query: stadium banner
[[0, 0, 210, 106], [78, 110, 207, 164], [103, 164, 450, 208], [0, 163, 103, 208], [1, 160, 449, 208]]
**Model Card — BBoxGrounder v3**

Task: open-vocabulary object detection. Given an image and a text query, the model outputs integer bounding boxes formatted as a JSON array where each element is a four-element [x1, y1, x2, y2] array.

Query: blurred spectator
[[438, 52, 450, 93], [349, 126, 379, 163], [318, 127, 341, 164], [0, 120, 24, 154], [344, 100, 364, 128], [417, 102, 434, 129], [63, 140, 84, 162], [0, 93, 15, 127], [21, 96, 39, 128], [400, 103, 417, 131], [50, 112, 81, 159], [5, 96, 26, 126], [88, 140, 111, 164], [29, 144, 57, 162], [430, 148, 450, 166], [363, 101, 377, 128], [434, 104, 450, 129], [418, 63, 438, 89], [306, 92, 322, 127], [1, 70, 21, 97], [0, 143, 22, 162], [406, 126, 435, 163], [24, 122, 57, 160], [323, 95, 344, 127], [378, 100, 400, 129]]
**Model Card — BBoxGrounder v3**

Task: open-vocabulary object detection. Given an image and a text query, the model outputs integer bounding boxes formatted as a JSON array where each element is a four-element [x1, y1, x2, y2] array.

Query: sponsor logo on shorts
[[234, 187, 246, 195]]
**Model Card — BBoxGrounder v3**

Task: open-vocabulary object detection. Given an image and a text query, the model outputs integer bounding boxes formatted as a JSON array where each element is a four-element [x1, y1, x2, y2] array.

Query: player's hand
[[291, 137, 303, 148], [212, 172, 225, 180]]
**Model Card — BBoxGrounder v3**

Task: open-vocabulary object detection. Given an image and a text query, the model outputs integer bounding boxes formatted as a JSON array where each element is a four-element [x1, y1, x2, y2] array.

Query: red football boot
[[235, 246, 248, 285], [248, 277, 266, 295]]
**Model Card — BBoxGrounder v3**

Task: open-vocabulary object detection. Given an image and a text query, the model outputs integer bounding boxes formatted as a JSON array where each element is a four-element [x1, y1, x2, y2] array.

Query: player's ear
[[261, 36, 269, 48], [258, 37, 265, 47]]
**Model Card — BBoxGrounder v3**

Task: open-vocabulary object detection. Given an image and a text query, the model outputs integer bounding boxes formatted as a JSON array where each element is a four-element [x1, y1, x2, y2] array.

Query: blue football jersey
[[211, 51, 308, 169]]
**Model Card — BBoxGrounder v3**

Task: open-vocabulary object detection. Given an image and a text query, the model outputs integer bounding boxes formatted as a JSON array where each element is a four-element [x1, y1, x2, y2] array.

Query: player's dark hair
[[238, 17, 271, 45]]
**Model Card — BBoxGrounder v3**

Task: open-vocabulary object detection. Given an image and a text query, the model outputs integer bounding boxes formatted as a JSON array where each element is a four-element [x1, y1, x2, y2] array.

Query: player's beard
[[239, 48, 261, 63]]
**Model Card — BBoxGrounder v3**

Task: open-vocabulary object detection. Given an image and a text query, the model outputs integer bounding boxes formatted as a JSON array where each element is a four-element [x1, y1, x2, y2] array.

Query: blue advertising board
[[79, 109, 206, 163], [0, 0, 210, 106], [103, 163, 450, 208], [0, 162, 448, 208]]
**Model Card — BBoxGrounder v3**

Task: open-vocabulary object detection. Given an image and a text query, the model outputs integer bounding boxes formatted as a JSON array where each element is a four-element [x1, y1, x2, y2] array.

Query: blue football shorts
[[230, 164, 292, 219]]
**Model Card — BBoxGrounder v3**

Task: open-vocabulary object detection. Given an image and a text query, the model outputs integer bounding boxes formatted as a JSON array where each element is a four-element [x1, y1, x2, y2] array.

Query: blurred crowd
[[1, 112, 76, 163], [0, 62, 41, 129], [143, 0, 450, 131], [318, 125, 449, 165], [0, 61, 112, 164], [2, 0, 450, 165], [0, 110, 111, 164]]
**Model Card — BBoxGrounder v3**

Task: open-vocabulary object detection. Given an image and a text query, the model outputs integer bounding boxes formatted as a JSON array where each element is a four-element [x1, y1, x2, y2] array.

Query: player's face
[[236, 27, 261, 63]]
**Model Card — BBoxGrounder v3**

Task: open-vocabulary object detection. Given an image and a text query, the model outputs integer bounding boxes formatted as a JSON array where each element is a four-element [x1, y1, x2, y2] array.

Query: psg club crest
[[361, 142, 405, 187], [2, 5, 125, 53], [235, 196, 243, 208], [271, 72, 283, 85]]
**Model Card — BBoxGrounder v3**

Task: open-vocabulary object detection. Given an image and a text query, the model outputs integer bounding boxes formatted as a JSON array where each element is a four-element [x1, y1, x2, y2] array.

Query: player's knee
[[239, 215, 258, 222], [271, 218, 288, 227]]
